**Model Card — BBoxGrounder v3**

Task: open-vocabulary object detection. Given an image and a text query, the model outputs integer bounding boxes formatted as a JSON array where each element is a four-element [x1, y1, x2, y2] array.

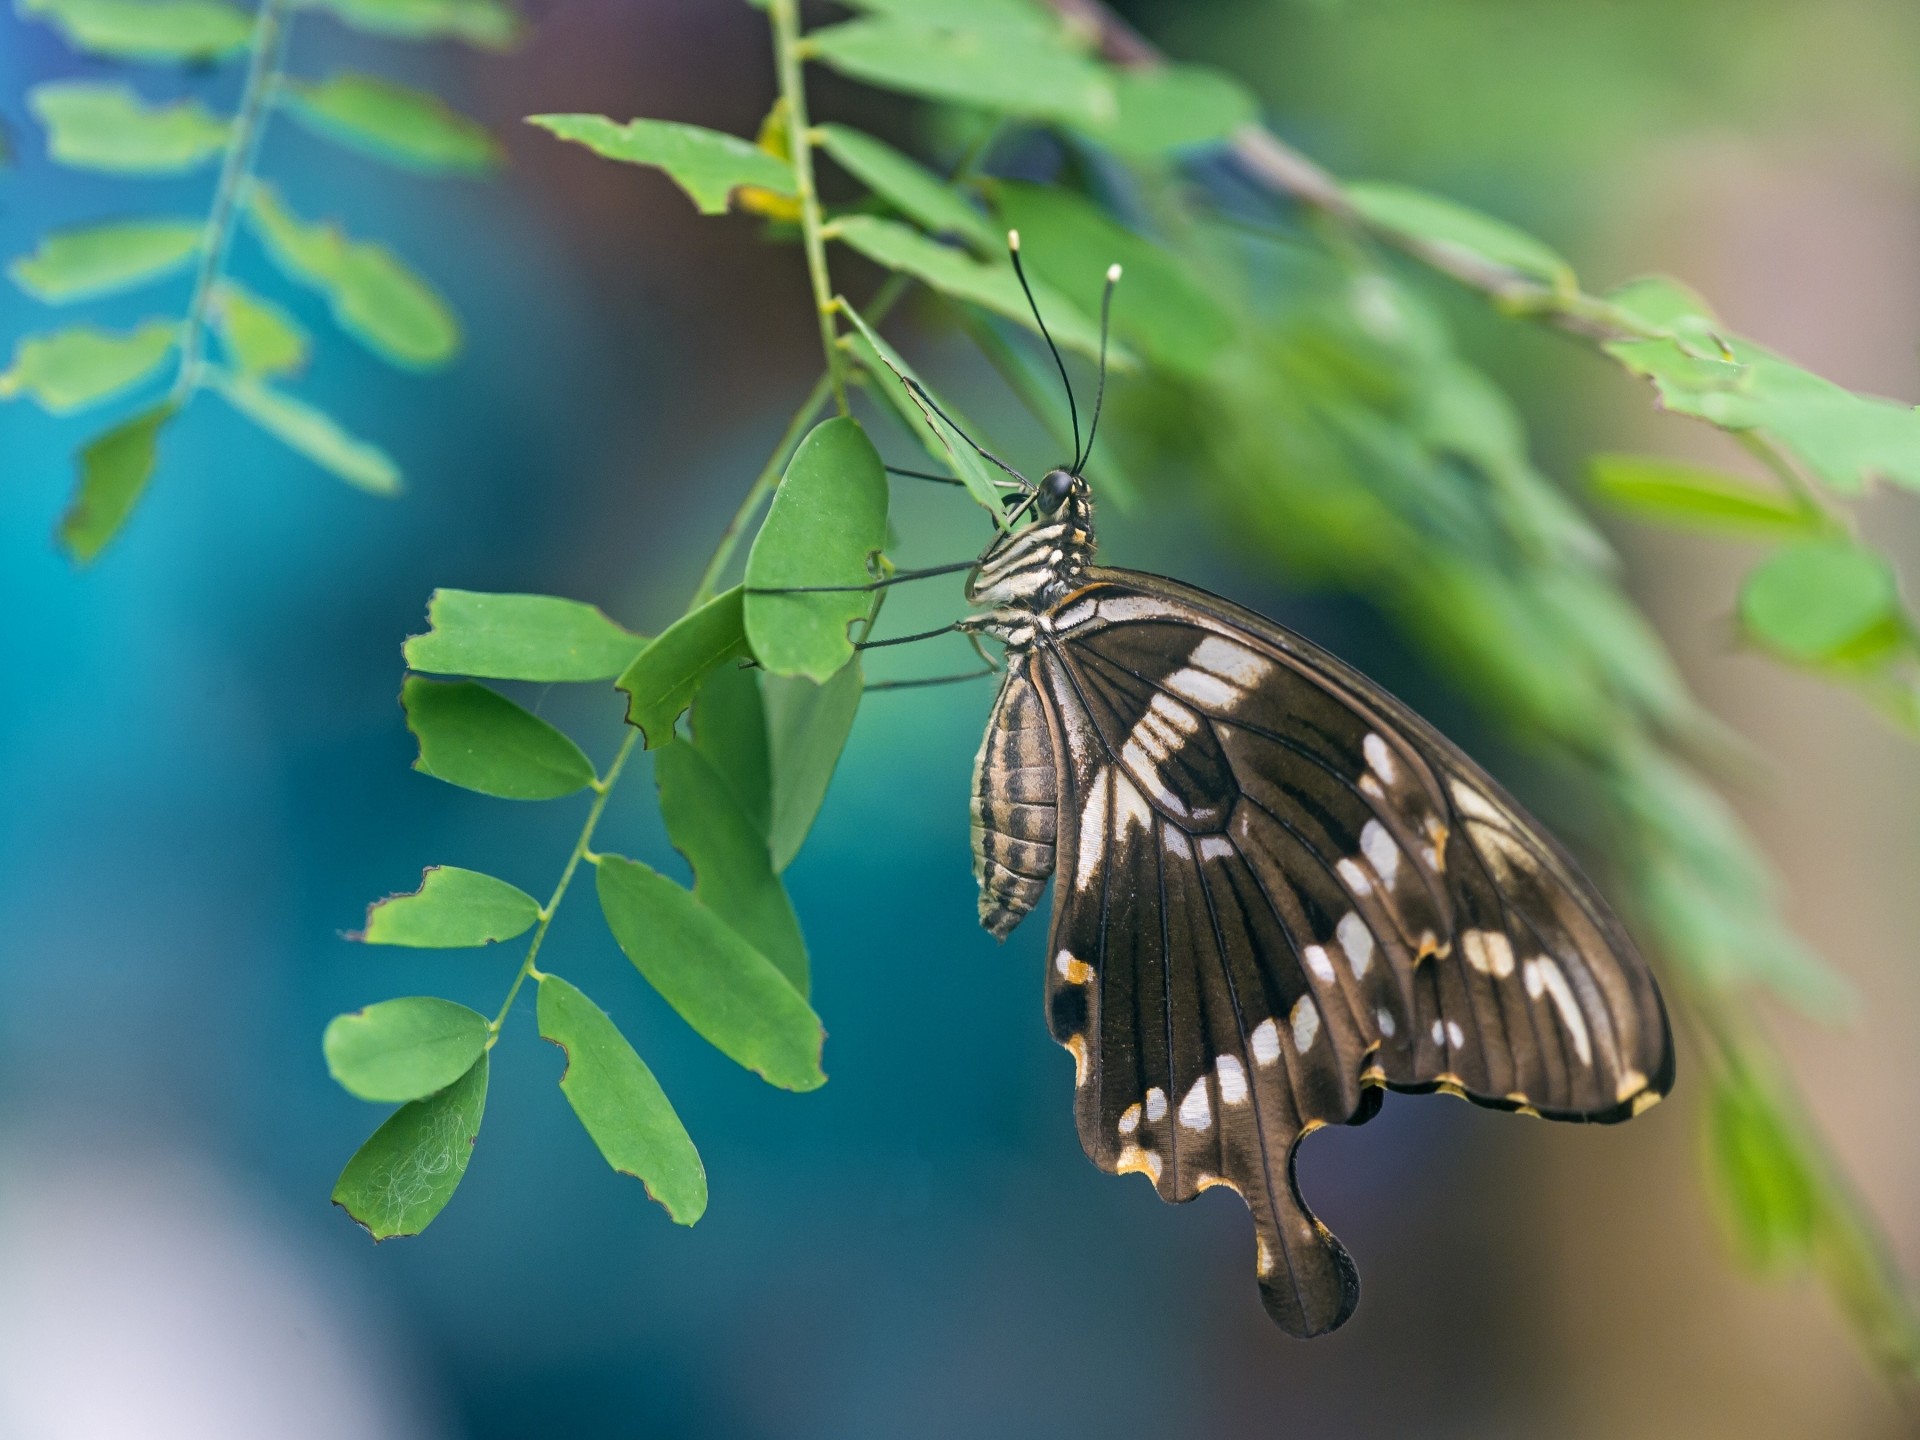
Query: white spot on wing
[[1162, 666, 1238, 709], [1449, 779, 1504, 824], [1179, 1077, 1212, 1131], [1376, 1007, 1398, 1038], [1216, 1055, 1248, 1105], [1250, 1019, 1281, 1066], [1198, 834, 1236, 862], [1447, 1020, 1466, 1049], [1163, 827, 1192, 860], [1075, 767, 1109, 893], [1431, 1019, 1447, 1047], [1097, 595, 1163, 624], [1303, 945, 1336, 984], [1291, 996, 1320, 1053], [1190, 635, 1273, 687], [1051, 597, 1098, 632], [1118, 1102, 1141, 1135], [1363, 733, 1398, 784], [1486, 931, 1515, 978], [1360, 820, 1399, 888], [1112, 771, 1155, 840], [1336, 912, 1374, 978], [1337, 858, 1372, 895], [1055, 950, 1092, 985], [1145, 1087, 1167, 1121], [1526, 958, 1593, 1065]]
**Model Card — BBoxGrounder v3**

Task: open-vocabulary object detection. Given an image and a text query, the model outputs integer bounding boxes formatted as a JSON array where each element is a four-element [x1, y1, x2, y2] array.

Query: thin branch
[[769, 0, 847, 413]]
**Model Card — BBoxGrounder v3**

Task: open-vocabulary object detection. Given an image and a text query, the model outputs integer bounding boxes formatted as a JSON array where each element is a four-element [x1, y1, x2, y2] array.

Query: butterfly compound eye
[[1039, 468, 1075, 514]]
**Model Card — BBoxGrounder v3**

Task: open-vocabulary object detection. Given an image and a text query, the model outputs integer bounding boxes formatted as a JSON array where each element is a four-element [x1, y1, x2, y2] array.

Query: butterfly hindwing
[[975, 568, 1673, 1336]]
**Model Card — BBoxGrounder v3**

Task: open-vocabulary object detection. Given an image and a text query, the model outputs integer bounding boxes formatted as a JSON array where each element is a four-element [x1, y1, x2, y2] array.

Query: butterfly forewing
[[974, 567, 1673, 1337]]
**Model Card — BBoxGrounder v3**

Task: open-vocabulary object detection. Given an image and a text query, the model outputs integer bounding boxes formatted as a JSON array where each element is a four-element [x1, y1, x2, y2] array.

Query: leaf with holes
[[19, 0, 252, 59], [405, 590, 647, 682], [8, 219, 203, 303], [596, 855, 825, 1091], [324, 996, 492, 1103], [689, 661, 772, 839], [0, 321, 176, 414], [744, 416, 889, 682], [537, 974, 707, 1224], [281, 73, 502, 174], [527, 114, 793, 216], [30, 81, 230, 173], [58, 403, 175, 563], [332, 1052, 488, 1239], [353, 866, 541, 948], [764, 659, 863, 873], [402, 677, 597, 799], [616, 587, 751, 748]]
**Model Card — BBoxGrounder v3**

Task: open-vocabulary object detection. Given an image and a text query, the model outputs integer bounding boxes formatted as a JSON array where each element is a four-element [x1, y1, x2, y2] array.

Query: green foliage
[[405, 590, 648, 682], [354, 866, 541, 947], [324, 996, 492, 1102], [527, 114, 794, 215], [744, 415, 890, 681], [815, 124, 995, 247], [403, 677, 597, 800], [10, 0, 501, 563], [332, 1052, 488, 1239], [1345, 180, 1577, 292], [538, 975, 707, 1224], [1739, 541, 1903, 664], [764, 661, 863, 873], [1588, 454, 1821, 538], [617, 587, 751, 747]]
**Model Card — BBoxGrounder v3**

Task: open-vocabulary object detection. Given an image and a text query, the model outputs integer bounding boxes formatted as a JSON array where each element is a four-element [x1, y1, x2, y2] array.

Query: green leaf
[[279, 73, 502, 174], [615, 586, 750, 748], [1738, 541, 1903, 663], [992, 181, 1234, 379], [19, 0, 251, 59], [839, 0, 1055, 28], [537, 973, 707, 1224], [29, 81, 229, 173], [1707, 1069, 1819, 1271], [1587, 454, 1821, 538], [743, 416, 889, 682], [57, 402, 175, 563], [839, 301, 1006, 517], [206, 371, 401, 494], [1076, 64, 1258, 158], [595, 855, 825, 1091], [526, 114, 793, 216], [352, 865, 541, 947], [814, 124, 993, 248], [245, 182, 459, 368], [293, 0, 519, 48], [831, 215, 1110, 360], [209, 279, 309, 377], [656, 741, 808, 993], [806, 17, 1116, 129], [1346, 180, 1577, 291], [0, 320, 176, 414], [332, 1052, 488, 1240], [402, 677, 597, 799], [689, 661, 771, 838], [764, 659, 863, 872], [8, 219, 202, 303], [405, 589, 647, 682], [324, 996, 491, 1103]]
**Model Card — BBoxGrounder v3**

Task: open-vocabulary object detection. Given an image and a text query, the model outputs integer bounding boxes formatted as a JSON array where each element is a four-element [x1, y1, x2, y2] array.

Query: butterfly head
[[1037, 467, 1079, 515]]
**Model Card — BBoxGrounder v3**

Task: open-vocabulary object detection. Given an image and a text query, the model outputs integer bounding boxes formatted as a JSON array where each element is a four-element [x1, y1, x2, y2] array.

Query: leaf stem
[[768, 0, 847, 414], [171, 0, 295, 404]]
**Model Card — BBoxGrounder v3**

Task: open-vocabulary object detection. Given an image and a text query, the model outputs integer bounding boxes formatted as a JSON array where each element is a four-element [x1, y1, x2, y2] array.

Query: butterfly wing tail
[[1249, 1138, 1360, 1337]]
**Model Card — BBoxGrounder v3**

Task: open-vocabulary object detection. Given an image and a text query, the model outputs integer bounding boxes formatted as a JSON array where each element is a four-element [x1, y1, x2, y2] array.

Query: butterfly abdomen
[[972, 662, 1059, 940]]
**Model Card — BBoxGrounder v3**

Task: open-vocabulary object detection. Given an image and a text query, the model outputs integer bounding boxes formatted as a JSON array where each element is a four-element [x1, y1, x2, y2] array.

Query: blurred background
[[3, 0, 1918, 1435]]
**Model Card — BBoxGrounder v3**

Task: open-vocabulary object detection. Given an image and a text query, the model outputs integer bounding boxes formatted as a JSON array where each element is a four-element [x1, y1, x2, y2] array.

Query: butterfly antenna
[[1007, 229, 1080, 471], [901, 377, 1032, 491], [1076, 263, 1121, 474]]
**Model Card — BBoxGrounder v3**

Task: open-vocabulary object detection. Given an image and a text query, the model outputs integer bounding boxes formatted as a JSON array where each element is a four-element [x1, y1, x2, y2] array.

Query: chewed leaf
[[656, 740, 808, 992], [245, 182, 459, 369], [354, 866, 541, 947], [537, 974, 707, 1224], [743, 415, 889, 681], [689, 660, 772, 839], [30, 81, 229, 173], [1347, 180, 1576, 291], [1738, 541, 1903, 664], [295, 0, 520, 49], [8, 219, 203, 303], [616, 587, 750, 748], [0, 320, 177, 414], [764, 659, 863, 873], [402, 677, 597, 799], [831, 215, 1110, 360], [209, 372, 401, 494], [209, 280, 309, 378], [527, 114, 793, 215], [332, 1052, 489, 1240], [814, 124, 994, 248], [405, 590, 647, 682], [323, 996, 492, 1103], [280, 73, 502, 174], [58, 403, 175, 563], [1587, 455, 1821, 538], [1076, 64, 1258, 158], [19, 0, 251, 60], [595, 855, 826, 1091]]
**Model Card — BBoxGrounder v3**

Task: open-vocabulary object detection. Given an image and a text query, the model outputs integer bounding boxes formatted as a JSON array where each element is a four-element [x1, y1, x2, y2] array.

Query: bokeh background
[[3, 1, 1918, 1435]]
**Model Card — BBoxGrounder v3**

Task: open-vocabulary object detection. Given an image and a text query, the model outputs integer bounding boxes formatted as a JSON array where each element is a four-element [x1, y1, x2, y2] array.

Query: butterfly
[[935, 243, 1675, 1339]]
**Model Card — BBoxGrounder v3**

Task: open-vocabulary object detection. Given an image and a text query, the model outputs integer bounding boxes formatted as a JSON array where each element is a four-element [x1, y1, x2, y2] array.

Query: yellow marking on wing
[[1065, 1034, 1089, 1087]]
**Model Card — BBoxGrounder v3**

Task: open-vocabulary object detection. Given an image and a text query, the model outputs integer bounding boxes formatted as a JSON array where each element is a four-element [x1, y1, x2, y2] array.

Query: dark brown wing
[[1010, 570, 1673, 1337]]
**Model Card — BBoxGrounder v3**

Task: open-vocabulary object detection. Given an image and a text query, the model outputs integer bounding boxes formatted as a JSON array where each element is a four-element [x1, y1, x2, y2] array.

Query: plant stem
[[769, 0, 847, 414], [172, 0, 294, 404]]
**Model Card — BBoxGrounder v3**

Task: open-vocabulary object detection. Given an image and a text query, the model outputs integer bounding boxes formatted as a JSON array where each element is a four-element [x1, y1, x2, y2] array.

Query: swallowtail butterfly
[[939, 242, 1674, 1338]]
